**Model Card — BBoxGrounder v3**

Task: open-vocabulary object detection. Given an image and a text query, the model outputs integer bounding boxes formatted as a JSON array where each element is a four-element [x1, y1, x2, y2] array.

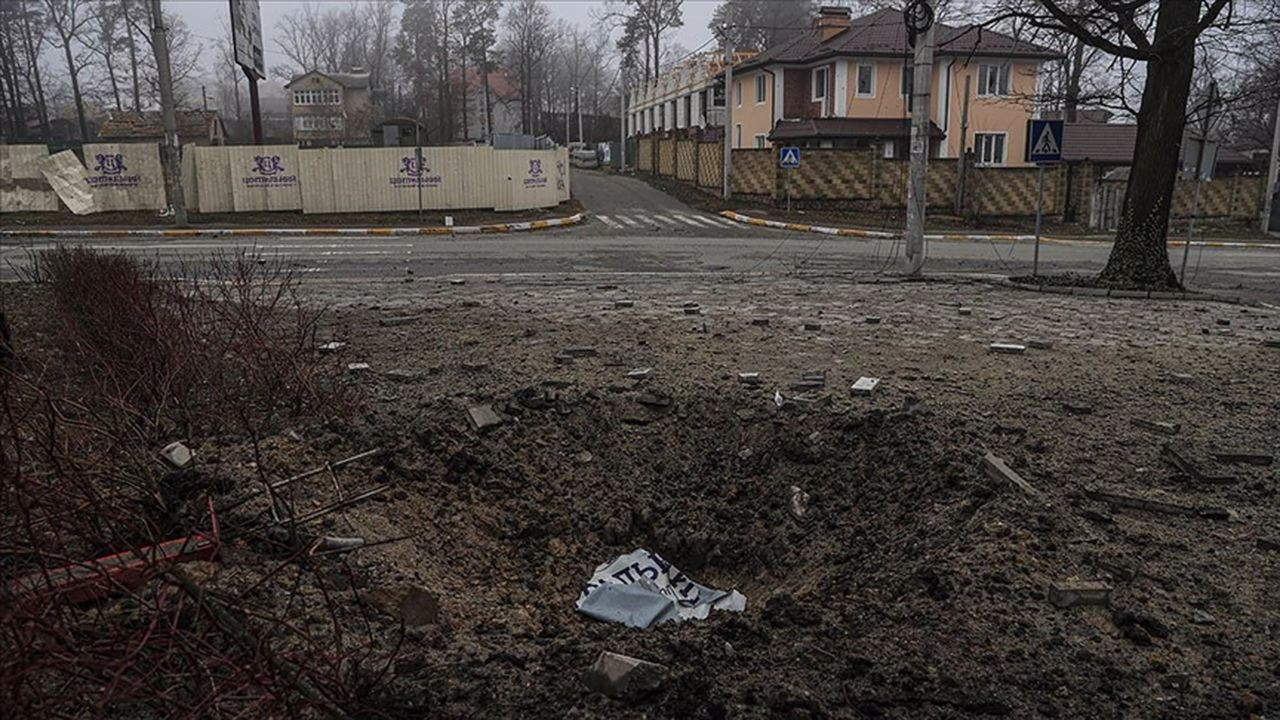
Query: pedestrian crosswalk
[[594, 211, 743, 232]]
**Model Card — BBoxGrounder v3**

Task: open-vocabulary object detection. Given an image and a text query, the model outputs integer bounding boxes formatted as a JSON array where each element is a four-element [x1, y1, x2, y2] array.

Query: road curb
[[718, 210, 1280, 249], [0, 213, 588, 239], [992, 277, 1258, 306]]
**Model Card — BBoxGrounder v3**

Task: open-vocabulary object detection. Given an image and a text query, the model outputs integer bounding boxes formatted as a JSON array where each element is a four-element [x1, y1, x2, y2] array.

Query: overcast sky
[[168, 0, 723, 81]]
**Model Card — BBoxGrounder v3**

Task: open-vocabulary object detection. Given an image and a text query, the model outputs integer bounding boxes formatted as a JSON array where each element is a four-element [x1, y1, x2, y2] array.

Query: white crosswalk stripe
[[596, 215, 622, 228], [617, 215, 641, 227], [591, 211, 750, 232], [670, 214, 706, 228]]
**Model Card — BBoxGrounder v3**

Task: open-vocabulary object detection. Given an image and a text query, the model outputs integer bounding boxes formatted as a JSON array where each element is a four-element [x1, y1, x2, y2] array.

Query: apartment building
[[624, 51, 757, 138]]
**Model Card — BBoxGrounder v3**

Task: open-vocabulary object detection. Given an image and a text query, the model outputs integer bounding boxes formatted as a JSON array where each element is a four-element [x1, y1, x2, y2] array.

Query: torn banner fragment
[[575, 548, 746, 629]]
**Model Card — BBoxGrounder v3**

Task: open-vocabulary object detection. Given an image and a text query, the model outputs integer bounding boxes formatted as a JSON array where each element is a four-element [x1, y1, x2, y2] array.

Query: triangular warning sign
[[782, 148, 798, 165], [1031, 124, 1060, 156]]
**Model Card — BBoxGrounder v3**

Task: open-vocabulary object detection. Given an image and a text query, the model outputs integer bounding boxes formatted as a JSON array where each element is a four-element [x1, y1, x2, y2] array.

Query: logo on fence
[[523, 158, 548, 188], [243, 154, 297, 188], [86, 152, 141, 188], [252, 155, 284, 176], [94, 153, 126, 175], [391, 154, 442, 189]]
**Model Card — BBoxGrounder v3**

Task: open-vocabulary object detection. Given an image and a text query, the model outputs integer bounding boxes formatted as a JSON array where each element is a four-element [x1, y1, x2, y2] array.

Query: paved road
[[4, 169, 1278, 302]]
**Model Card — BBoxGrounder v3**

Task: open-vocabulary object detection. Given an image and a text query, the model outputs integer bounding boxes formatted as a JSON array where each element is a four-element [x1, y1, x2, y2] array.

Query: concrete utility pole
[[722, 37, 734, 201], [904, 1, 935, 276], [149, 0, 186, 225], [1263, 92, 1280, 233], [953, 74, 971, 216]]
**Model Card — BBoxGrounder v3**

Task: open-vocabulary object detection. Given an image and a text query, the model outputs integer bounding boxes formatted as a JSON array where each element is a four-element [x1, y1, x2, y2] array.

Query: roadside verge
[[0, 213, 588, 239]]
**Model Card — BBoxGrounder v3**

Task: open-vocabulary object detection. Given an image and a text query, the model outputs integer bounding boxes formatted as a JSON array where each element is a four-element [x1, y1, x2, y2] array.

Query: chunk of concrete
[[958, 307, 972, 316], [160, 441, 193, 469], [789, 485, 810, 519], [1263, 339, 1280, 348], [684, 307, 702, 315], [988, 342, 1027, 354], [850, 377, 880, 395], [1049, 580, 1112, 608], [467, 404, 503, 431], [737, 372, 761, 385], [1026, 338, 1054, 350], [614, 300, 634, 309], [863, 316, 882, 324], [751, 318, 770, 327], [318, 341, 345, 353], [564, 347, 598, 358], [379, 315, 420, 327], [1209, 450, 1273, 466], [804, 322, 822, 331], [1131, 418, 1179, 435], [627, 367, 652, 379], [584, 651, 666, 698], [346, 362, 371, 373], [980, 452, 1043, 498]]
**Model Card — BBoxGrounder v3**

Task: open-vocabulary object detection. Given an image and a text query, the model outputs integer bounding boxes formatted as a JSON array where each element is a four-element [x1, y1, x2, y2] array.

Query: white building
[[625, 52, 757, 137]]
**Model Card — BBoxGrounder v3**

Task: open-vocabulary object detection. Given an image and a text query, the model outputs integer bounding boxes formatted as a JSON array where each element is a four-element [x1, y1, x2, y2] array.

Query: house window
[[735, 124, 742, 148], [295, 116, 343, 131], [754, 134, 767, 149], [900, 64, 914, 111], [856, 63, 874, 97], [978, 64, 1010, 96], [975, 132, 1006, 165], [735, 81, 742, 107], [812, 67, 828, 100], [711, 84, 725, 108], [292, 89, 342, 106], [755, 74, 766, 104]]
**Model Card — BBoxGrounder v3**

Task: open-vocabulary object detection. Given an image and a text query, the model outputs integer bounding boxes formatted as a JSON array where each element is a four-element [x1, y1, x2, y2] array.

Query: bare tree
[[85, 1, 128, 111], [710, 0, 815, 53], [18, 0, 52, 139], [606, 0, 683, 82], [502, 0, 553, 134], [42, 0, 91, 140], [1005, 0, 1236, 288]]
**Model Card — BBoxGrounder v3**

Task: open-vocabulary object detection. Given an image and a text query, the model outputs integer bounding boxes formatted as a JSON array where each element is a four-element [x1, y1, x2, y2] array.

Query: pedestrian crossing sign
[[1026, 119, 1064, 164], [779, 146, 801, 169]]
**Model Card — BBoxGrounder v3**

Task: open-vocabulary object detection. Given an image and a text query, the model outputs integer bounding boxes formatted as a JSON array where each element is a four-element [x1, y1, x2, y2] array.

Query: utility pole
[[904, 1, 935, 276], [953, 74, 971, 216], [620, 89, 627, 171], [1263, 91, 1280, 233], [149, 0, 186, 226], [577, 86, 584, 145], [565, 89, 572, 146], [722, 37, 734, 201]]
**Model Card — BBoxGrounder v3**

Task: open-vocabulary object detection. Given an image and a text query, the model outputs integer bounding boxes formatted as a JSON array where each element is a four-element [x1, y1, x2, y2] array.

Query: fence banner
[[227, 145, 303, 212], [299, 146, 499, 214], [39, 150, 96, 215], [1, 144, 58, 212], [493, 149, 563, 211], [81, 143, 167, 211]]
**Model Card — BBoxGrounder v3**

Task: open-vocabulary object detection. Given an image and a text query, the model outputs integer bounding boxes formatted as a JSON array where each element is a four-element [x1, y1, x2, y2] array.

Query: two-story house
[[726, 6, 1060, 166], [285, 70, 375, 147]]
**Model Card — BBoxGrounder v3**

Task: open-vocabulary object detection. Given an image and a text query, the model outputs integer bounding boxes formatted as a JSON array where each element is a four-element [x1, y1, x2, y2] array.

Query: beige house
[[727, 6, 1060, 167], [285, 71, 374, 147]]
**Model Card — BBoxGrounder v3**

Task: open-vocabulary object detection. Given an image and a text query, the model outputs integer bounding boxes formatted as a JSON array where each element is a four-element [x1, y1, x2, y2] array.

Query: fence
[[2, 143, 571, 215], [631, 132, 1266, 222]]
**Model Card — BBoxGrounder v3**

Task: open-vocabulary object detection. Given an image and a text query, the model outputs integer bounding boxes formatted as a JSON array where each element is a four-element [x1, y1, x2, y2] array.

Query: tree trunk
[[60, 37, 89, 141], [19, 3, 48, 139], [123, 0, 142, 110], [106, 52, 123, 111], [460, 51, 469, 140], [482, 46, 493, 139], [1065, 38, 1083, 123], [1097, 1, 1198, 288]]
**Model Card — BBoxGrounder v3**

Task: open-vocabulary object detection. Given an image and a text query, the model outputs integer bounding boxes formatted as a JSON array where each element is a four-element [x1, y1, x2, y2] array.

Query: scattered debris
[[988, 342, 1027, 354], [1216, 318, 1231, 326], [346, 362, 371, 372], [863, 316, 882, 324], [399, 586, 442, 627], [1049, 580, 1112, 608], [1257, 538, 1280, 553], [312, 536, 365, 555], [614, 300, 634, 309], [449, 278, 466, 285], [790, 372, 826, 391], [737, 372, 761, 386], [1210, 450, 1273, 466], [635, 391, 672, 408], [1026, 338, 1054, 350], [850, 377, 880, 395], [1062, 402, 1094, 415], [160, 441, 193, 469], [554, 353, 575, 365], [1161, 444, 1238, 485], [789, 485, 810, 519], [1132, 418, 1180, 435], [1262, 338, 1280, 348], [1113, 609, 1168, 645], [1084, 489, 1230, 520], [1168, 372, 1194, 384], [980, 452, 1043, 498], [958, 307, 972, 316], [804, 322, 821, 331], [318, 341, 345, 353], [773, 390, 785, 407], [751, 318, 770, 326], [467, 404, 503, 431], [627, 367, 653, 379], [575, 549, 747, 628], [379, 315, 420, 327], [564, 347, 598, 358], [584, 651, 666, 698]]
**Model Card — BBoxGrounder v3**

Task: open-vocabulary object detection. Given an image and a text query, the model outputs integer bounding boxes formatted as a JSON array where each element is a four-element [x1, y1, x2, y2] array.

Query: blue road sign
[[779, 146, 801, 169], [1027, 119, 1064, 164]]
